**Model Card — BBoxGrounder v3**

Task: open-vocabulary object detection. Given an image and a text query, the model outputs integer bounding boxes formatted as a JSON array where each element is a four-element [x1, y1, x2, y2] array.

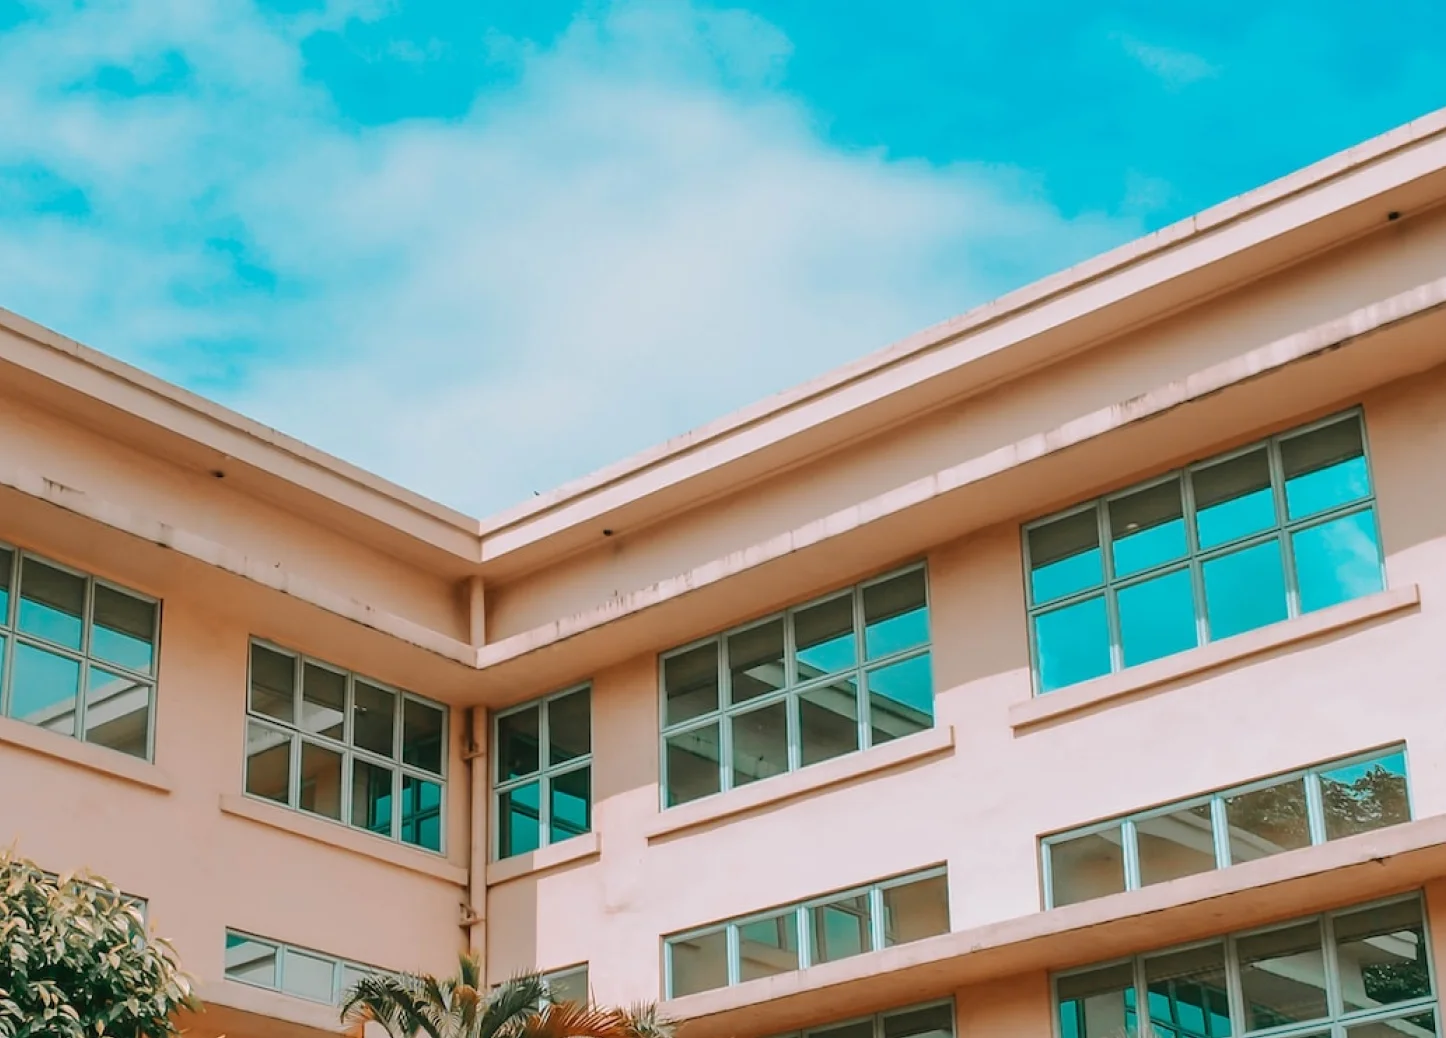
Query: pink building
[[4, 109, 1446, 1038]]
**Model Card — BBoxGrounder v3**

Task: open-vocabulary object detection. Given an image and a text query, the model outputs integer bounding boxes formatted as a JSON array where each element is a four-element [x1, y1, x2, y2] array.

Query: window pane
[[339, 964, 372, 998], [249, 643, 296, 724], [1203, 539, 1287, 641], [300, 662, 346, 740], [1334, 899, 1429, 1014], [245, 722, 291, 804], [402, 774, 443, 852], [1036, 596, 1111, 692], [1225, 778, 1311, 863], [1345, 1011, 1436, 1038], [668, 931, 728, 997], [10, 641, 80, 736], [550, 766, 590, 844], [1136, 803, 1218, 887], [882, 872, 949, 945], [727, 619, 785, 705], [1193, 449, 1276, 549], [497, 704, 540, 782], [18, 558, 84, 649], [1057, 963, 1137, 1038], [882, 1003, 954, 1038], [864, 569, 929, 659], [225, 934, 278, 988], [0, 546, 12, 623], [1110, 479, 1188, 577], [1118, 567, 1199, 667], [814, 1021, 874, 1038], [810, 893, 871, 964], [299, 741, 343, 820], [84, 666, 150, 758], [352, 681, 396, 758], [498, 781, 540, 858], [1321, 751, 1410, 840], [1237, 920, 1328, 1028], [548, 688, 590, 766], [799, 677, 860, 767], [351, 759, 394, 837], [664, 642, 719, 726], [1145, 943, 1231, 1038], [665, 723, 721, 806], [867, 654, 932, 744], [794, 594, 856, 680], [1029, 510, 1103, 605], [90, 585, 156, 674], [1281, 417, 1369, 520], [1292, 509, 1383, 614], [1048, 829, 1125, 907], [402, 698, 445, 774], [731, 700, 788, 788], [738, 911, 799, 981], [546, 967, 589, 1006], [282, 948, 336, 1003]]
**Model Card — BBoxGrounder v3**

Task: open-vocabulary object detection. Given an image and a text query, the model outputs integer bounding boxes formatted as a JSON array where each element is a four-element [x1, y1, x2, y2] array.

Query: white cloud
[[0, 0, 1136, 515], [1115, 32, 1220, 87]]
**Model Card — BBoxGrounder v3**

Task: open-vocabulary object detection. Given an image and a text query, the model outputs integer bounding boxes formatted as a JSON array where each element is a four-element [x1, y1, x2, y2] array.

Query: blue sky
[[0, 0, 1442, 516]]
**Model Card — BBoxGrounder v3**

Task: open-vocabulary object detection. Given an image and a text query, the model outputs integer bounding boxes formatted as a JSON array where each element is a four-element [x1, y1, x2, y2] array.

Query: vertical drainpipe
[[464, 576, 488, 970]]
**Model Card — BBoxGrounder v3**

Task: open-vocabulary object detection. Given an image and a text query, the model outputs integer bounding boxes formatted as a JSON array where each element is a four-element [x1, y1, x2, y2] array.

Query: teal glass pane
[[665, 723, 720, 806], [794, 594, 856, 680], [0, 546, 12, 625], [1291, 509, 1383, 614], [1202, 540, 1287, 641], [497, 704, 540, 782], [799, 676, 859, 766], [18, 558, 84, 650], [1320, 751, 1410, 840], [90, 585, 156, 675], [1193, 449, 1276, 550], [866, 653, 932, 744], [737, 911, 798, 981], [84, 666, 150, 759], [350, 759, 394, 837], [810, 894, 871, 964], [1036, 596, 1111, 692], [728, 618, 785, 704], [1056, 963, 1136, 1038], [498, 781, 540, 858], [1146, 944, 1232, 1038], [1118, 568, 1199, 667], [1029, 510, 1103, 605], [863, 570, 929, 659], [401, 774, 443, 852], [1281, 417, 1369, 520], [10, 641, 80, 735], [1110, 479, 1188, 577], [731, 700, 788, 787], [549, 766, 591, 843]]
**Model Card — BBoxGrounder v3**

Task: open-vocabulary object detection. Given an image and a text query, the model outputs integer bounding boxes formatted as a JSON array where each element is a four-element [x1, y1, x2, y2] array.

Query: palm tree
[[340, 952, 676, 1038]]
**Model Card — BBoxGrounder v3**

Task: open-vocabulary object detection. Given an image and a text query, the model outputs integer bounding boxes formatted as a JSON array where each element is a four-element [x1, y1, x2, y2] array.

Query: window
[[768, 1001, 954, 1038], [0, 544, 159, 759], [542, 965, 590, 1005], [1043, 746, 1410, 909], [1056, 895, 1436, 1038], [660, 565, 932, 807], [244, 640, 447, 853], [664, 868, 948, 997], [494, 684, 591, 860], [224, 930, 379, 1005], [1024, 411, 1383, 693]]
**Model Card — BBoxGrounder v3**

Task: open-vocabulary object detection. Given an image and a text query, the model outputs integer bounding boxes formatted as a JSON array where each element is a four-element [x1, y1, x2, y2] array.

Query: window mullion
[[1267, 436, 1302, 620], [1224, 933, 1246, 1037], [1211, 796, 1231, 869], [1098, 504, 1124, 675], [1305, 770, 1328, 846], [869, 885, 887, 952], [1121, 820, 1141, 891], [726, 924, 741, 987], [1321, 912, 1344, 1020], [539, 698, 552, 848]]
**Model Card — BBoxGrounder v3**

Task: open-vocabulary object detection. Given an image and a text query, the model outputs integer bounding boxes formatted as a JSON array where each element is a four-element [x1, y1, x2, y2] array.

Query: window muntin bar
[[1024, 411, 1383, 694], [493, 684, 592, 860], [224, 929, 380, 1006], [244, 639, 448, 855], [660, 564, 932, 808], [1043, 746, 1410, 909]]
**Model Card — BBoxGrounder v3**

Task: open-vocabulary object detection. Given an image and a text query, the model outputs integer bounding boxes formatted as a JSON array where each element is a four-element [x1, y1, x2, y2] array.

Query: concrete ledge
[[645, 726, 956, 842], [0, 714, 173, 793], [486, 831, 601, 886], [219, 793, 468, 886], [1011, 584, 1421, 730], [185, 979, 351, 1038]]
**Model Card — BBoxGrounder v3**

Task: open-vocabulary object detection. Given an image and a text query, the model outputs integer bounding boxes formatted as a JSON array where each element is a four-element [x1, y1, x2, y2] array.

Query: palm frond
[[506, 1002, 639, 1038], [341, 971, 446, 1038], [479, 973, 549, 1038], [618, 1002, 678, 1038]]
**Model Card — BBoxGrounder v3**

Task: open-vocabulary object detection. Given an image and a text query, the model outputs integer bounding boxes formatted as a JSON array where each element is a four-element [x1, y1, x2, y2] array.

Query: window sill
[[644, 725, 955, 842], [0, 713, 172, 793], [1011, 584, 1421, 731], [218, 793, 468, 886], [189, 979, 342, 1034], [486, 831, 601, 886]]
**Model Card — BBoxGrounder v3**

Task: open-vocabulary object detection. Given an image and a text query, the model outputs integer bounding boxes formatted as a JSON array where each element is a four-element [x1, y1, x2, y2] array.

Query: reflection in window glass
[[863, 570, 929, 659], [544, 966, 589, 1006], [224, 933, 278, 988], [1334, 899, 1430, 1014], [1057, 962, 1136, 1038], [669, 929, 729, 997], [732, 701, 788, 787], [1049, 830, 1126, 907], [352, 681, 396, 758], [1144, 944, 1232, 1038], [881, 1003, 954, 1038], [494, 686, 592, 859], [283, 948, 337, 1003], [11, 642, 81, 735], [1293, 509, 1383, 614], [1281, 417, 1369, 520], [1225, 778, 1311, 863], [549, 767, 590, 845], [728, 620, 786, 704], [249, 643, 296, 724], [1029, 510, 1103, 605], [299, 740, 344, 820], [499, 782, 540, 858], [881, 872, 949, 945], [402, 774, 443, 853], [90, 585, 156, 674], [795, 595, 855, 679], [1238, 921, 1329, 1028], [225, 930, 376, 1007], [351, 759, 394, 837], [0, 546, 11, 621], [1110, 479, 1188, 577], [547, 689, 590, 766], [1345, 1011, 1437, 1037], [666, 723, 721, 806], [1118, 568, 1198, 667], [1321, 751, 1410, 841], [1035, 597, 1111, 692], [18, 557, 85, 650], [738, 912, 799, 981], [1193, 449, 1276, 549], [811, 893, 870, 964], [1135, 803, 1217, 887], [867, 654, 933, 744], [663, 643, 718, 726], [497, 705, 540, 782], [402, 698, 446, 773], [1203, 539, 1288, 641], [84, 667, 149, 758], [301, 662, 346, 740], [799, 678, 859, 767], [246, 722, 291, 803]]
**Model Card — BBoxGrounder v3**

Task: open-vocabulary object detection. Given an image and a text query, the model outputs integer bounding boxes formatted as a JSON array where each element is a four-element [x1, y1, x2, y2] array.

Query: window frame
[[223, 928, 381, 1006], [766, 998, 957, 1038], [492, 682, 593, 861]]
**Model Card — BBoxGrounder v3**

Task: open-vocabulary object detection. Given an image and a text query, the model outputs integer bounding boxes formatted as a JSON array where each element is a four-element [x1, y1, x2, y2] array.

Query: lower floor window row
[[224, 929, 378, 1006], [769, 1001, 954, 1038]]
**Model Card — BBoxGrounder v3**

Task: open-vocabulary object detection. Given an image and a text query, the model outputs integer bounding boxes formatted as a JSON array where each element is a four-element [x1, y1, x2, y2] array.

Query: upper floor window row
[[244, 640, 447, 853], [495, 684, 591, 860], [660, 565, 932, 807], [1025, 410, 1383, 693], [0, 544, 158, 760]]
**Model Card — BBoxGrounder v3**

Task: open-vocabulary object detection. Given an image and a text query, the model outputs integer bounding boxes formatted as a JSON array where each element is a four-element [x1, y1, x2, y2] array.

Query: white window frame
[[766, 999, 957, 1038], [224, 928, 381, 1006], [492, 683, 593, 861]]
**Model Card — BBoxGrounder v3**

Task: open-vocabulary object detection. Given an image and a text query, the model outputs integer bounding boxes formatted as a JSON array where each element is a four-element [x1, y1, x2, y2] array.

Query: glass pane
[[731, 700, 788, 788], [1292, 509, 1383, 614], [668, 930, 728, 997], [1145, 943, 1231, 1038], [1118, 567, 1199, 668], [1335, 899, 1429, 1014], [738, 911, 799, 981], [794, 594, 856, 680], [1193, 449, 1276, 549], [497, 704, 540, 782], [402, 699, 445, 774], [546, 967, 589, 1006], [864, 569, 929, 659], [352, 681, 396, 758], [867, 654, 932, 744], [1282, 417, 1369, 520], [282, 948, 336, 1003], [727, 619, 785, 705], [1111, 478, 1188, 577], [1035, 596, 1111, 692], [245, 722, 291, 804], [1048, 829, 1126, 907], [224, 933, 278, 987], [84, 666, 150, 758], [882, 1003, 954, 1038], [1346, 1012, 1436, 1038], [10, 641, 80, 735], [90, 585, 156, 674], [1237, 920, 1328, 1029], [249, 643, 296, 724], [401, 774, 443, 852], [548, 688, 590, 765], [18, 557, 84, 649], [351, 759, 394, 836], [799, 677, 859, 767], [1136, 803, 1218, 887], [881, 872, 949, 945], [1225, 778, 1311, 863], [498, 781, 540, 858], [664, 642, 719, 726], [339, 964, 371, 998], [300, 663, 346, 740], [550, 766, 591, 844], [1029, 510, 1103, 605], [1203, 539, 1287, 641], [814, 1022, 874, 1038], [1321, 751, 1410, 840], [810, 893, 871, 964], [299, 741, 343, 820], [1057, 962, 1136, 1038], [0, 545, 12, 623], [665, 723, 721, 806]]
